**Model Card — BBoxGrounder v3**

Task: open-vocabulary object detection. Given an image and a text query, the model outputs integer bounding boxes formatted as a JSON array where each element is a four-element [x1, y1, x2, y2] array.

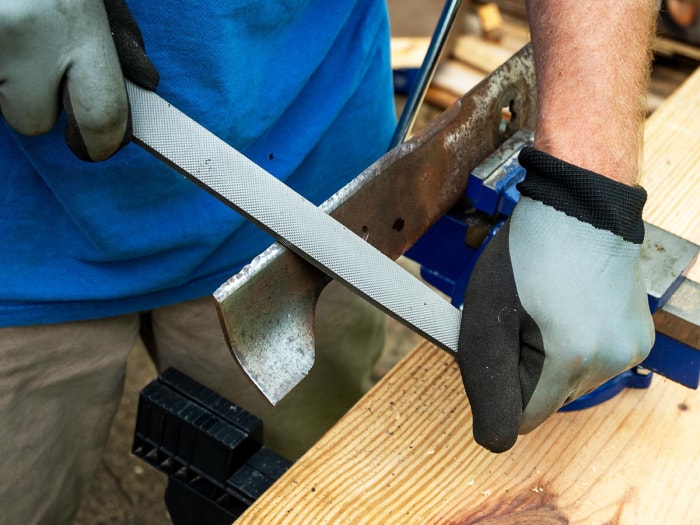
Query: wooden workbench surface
[[235, 67, 700, 524], [643, 63, 700, 282], [237, 342, 699, 523]]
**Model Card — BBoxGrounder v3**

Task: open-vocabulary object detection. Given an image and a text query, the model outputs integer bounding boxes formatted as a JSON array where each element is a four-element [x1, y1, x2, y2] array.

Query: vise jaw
[[406, 131, 700, 405]]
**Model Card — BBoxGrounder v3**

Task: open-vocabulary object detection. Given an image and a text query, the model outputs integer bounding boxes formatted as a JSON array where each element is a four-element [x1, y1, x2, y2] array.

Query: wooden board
[[391, 21, 531, 108], [643, 66, 700, 281], [390, 36, 432, 70], [655, 36, 700, 63], [390, 23, 529, 72], [236, 66, 700, 525], [236, 342, 700, 524], [390, 37, 494, 108]]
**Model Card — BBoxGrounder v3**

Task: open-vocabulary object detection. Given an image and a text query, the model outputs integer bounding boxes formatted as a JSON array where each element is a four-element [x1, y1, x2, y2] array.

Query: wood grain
[[643, 66, 700, 281], [236, 342, 700, 524]]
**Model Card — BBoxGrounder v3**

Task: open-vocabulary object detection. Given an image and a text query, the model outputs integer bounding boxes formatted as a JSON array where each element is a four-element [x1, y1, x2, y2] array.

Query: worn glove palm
[[0, 0, 158, 160], [458, 147, 655, 453]]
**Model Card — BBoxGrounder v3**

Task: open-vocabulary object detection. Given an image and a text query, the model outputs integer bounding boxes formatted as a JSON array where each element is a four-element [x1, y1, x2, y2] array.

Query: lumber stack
[[494, 0, 700, 61], [391, 19, 530, 109], [392, 3, 699, 115]]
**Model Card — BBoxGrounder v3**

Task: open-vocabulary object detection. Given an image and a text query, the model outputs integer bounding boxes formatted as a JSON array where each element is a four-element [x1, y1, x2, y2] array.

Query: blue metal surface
[[406, 210, 504, 306], [393, 68, 419, 96], [643, 332, 700, 389], [465, 153, 525, 216], [559, 367, 654, 411]]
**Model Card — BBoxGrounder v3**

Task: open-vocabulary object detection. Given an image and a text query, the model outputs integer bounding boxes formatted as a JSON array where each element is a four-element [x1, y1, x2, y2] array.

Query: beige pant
[[0, 282, 385, 525]]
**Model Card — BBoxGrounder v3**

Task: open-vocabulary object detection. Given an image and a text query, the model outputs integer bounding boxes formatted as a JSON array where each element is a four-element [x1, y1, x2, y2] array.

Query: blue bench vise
[[406, 129, 700, 409]]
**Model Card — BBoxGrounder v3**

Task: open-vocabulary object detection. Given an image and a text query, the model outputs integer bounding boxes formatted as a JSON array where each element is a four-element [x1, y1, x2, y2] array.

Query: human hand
[[458, 147, 655, 453], [0, 0, 158, 161]]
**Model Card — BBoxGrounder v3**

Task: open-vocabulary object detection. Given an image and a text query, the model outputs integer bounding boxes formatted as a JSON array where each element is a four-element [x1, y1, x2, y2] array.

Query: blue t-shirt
[[0, 1, 396, 327]]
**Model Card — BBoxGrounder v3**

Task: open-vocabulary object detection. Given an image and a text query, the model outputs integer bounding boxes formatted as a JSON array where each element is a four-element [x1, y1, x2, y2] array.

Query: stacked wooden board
[[391, 19, 530, 109], [392, 8, 699, 115]]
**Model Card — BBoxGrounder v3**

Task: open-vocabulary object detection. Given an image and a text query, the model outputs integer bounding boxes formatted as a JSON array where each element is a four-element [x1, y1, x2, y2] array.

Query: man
[[0, 0, 656, 523]]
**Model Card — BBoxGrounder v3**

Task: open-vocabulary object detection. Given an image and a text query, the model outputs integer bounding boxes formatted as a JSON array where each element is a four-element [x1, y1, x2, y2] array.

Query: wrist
[[517, 147, 647, 244], [532, 133, 642, 187]]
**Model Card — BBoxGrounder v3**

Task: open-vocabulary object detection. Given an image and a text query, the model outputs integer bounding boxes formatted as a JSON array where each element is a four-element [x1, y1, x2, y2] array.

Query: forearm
[[524, 0, 657, 185]]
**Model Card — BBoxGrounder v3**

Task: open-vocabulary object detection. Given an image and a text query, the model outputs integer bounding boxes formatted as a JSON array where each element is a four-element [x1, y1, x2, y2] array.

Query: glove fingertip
[[115, 41, 160, 91], [62, 85, 132, 162], [472, 418, 519, 453], [129, 60, 160, 92], [104, 0, 160, 92]]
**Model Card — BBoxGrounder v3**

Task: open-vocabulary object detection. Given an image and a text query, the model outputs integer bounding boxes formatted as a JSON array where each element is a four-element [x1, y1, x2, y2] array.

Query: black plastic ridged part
[[132, 368, 291, 522]]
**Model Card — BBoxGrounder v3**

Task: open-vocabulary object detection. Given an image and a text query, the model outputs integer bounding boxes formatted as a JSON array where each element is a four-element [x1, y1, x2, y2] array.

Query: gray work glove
[[0, 0, 158, 161], [458, 147, 655, 453]]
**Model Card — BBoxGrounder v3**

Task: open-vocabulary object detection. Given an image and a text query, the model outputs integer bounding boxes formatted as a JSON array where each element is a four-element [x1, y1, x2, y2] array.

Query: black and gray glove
[[0, 0, 158, 161], [458, 147, 655, 453]]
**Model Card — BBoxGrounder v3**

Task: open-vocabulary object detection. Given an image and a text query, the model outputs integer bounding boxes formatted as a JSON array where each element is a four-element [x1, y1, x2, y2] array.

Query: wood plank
[[431, 60, 485, 98], [390, 36, 430, 70], [475, 3, 504, 37], [236, 342, 700, 524], [390, 37, 486, 107], [390, 35, 508, 98], [236, 67, 700, 525], [655, 36, 700, 63], [452, 34, 518, 73], [425, 85, 460, 109], [642, 66, 700, 281], [391, 25, 530, 75]]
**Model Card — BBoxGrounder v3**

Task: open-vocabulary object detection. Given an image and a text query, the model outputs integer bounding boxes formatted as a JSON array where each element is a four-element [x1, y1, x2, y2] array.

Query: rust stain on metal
[[327, 44, 536, 259]]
